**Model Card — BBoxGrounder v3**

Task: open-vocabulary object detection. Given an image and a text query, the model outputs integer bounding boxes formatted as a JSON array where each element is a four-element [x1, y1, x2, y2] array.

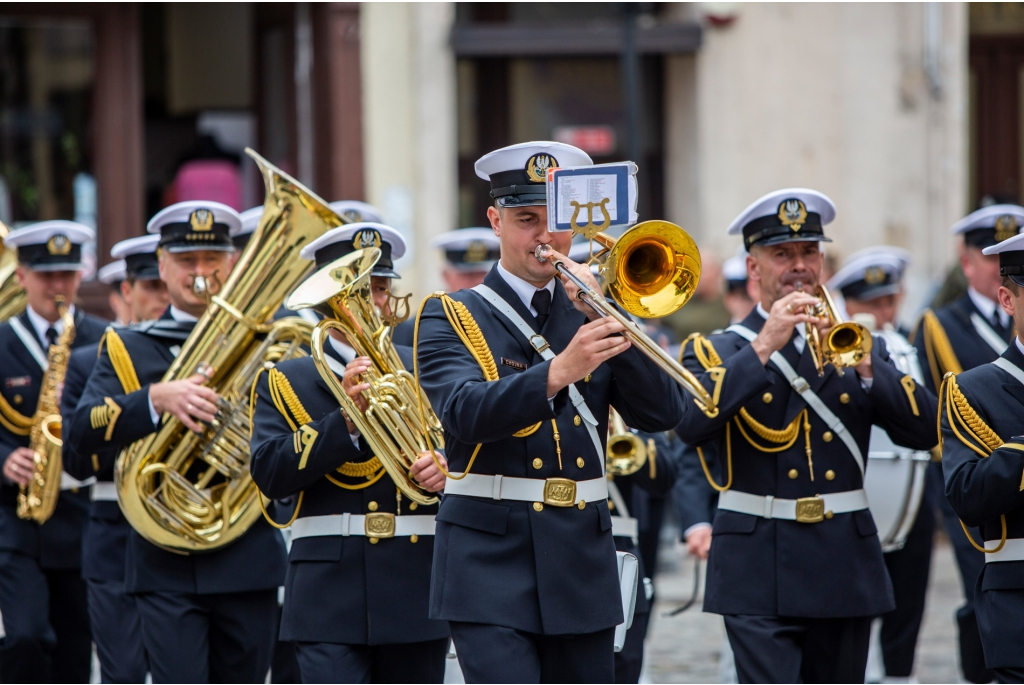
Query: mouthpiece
[[190, 276, 208, 297], [535, 244, 553, 263]]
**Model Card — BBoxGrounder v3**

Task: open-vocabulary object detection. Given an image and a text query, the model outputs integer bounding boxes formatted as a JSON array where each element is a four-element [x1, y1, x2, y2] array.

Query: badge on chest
[[501, 357, 527, 371]]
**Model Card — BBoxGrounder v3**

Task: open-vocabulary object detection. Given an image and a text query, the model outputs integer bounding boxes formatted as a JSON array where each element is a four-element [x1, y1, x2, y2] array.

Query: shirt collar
[[1017, 336, 1024, 358], [967, 287, 1010, 328], [26, 303, 75, 344], [496, 261, 555, 316], [756, 302, 806, 341], [327, 336, 356, 364], [169, 306, 199, 323]]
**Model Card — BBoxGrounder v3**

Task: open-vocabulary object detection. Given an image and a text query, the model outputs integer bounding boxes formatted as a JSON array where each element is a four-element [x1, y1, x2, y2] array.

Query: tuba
[[18, 298, 74, 523], [798, 283, 873, 376], [287, 249, 443, 506], [0, 222, 27, 322], [536, 219, 719, 417], [606, 408, 647, 477], [115, 149, 343, 553]]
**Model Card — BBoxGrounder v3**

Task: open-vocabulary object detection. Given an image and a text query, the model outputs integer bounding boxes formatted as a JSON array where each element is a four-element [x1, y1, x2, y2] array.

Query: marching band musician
[[912, 204, 1024, 684], [65, 201, 287, 683], [415, 141, 684, 683], [829, 247, 934, 682], [249, 223, 450, 683], [940, 230, 1024, 683], [0, 221, 108, 683], [674, 189, 938, 683], [97, 259, 131, 325], [61, 234, 166, 683]]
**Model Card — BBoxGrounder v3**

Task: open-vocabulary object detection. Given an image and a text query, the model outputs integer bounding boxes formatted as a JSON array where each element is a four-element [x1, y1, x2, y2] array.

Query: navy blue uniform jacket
[[416, 267, 684, 635], [941, 342, 1024, 668], [0, 308, 107, 569], [62, 340, 133, 582], [250, 342, 449, 645], [674, 308, 937, 618], [65, 310, 286, 594]]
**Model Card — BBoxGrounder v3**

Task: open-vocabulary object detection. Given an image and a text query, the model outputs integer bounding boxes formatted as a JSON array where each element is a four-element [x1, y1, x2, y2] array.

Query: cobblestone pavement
[[645, 533, 965, 683]]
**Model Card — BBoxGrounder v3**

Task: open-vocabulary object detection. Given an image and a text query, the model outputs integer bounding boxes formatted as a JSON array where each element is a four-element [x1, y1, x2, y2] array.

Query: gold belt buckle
[[364, 512, 396, 538], [543, 478, 577, 507], [795, 496, 825, 524]]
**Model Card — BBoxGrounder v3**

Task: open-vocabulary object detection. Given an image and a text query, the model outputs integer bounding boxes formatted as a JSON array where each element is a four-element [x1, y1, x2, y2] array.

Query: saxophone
[[0, 222, 27, 323], [115, 149, 345, 553], [287, 248, 443, 505], [17, 298, 75, 523]]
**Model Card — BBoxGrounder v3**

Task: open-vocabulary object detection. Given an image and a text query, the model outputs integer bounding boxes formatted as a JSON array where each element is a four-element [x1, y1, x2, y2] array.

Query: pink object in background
[[173, 160, 243, 210]]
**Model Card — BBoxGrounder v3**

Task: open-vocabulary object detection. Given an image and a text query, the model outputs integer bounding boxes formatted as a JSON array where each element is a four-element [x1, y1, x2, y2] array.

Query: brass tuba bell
[[800, 284, 873, 376], [0, 221, 27, 323]]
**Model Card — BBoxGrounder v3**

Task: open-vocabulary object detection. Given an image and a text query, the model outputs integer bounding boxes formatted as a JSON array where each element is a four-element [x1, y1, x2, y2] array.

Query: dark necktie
[[45, 327, 58, 349], [532, 289, 552, 330]]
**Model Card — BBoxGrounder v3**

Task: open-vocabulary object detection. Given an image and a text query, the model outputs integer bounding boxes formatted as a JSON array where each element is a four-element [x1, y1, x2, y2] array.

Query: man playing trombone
[[249, 223, 451, 683], [673, 188, 938, 683], [415, 142, 684, 683]]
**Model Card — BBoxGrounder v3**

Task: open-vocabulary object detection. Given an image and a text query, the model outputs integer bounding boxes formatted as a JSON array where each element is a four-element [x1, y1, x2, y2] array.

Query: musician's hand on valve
[[547, 317, 630, 397], [342, 357, 372, 415], [538, 246, 603, 320], [149, 374, 221, 434], [410, 451, 447, 492], [751, 291, 822, 366], [4, 447, 36, 486]]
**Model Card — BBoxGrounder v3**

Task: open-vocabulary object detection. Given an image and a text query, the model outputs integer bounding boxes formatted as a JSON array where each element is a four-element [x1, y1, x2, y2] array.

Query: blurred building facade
[[0, 2, 1020, 320]]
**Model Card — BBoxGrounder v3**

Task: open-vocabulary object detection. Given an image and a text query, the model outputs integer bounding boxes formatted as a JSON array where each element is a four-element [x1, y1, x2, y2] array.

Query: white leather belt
[[611, 516, 638, 539], [718, 489, 869, 524], [983, 537, 1024, 563], [289, 513, 435, 539], [60, 473, 95, 491], [444, 473, 608, 507], [90, 481, 118, 501]]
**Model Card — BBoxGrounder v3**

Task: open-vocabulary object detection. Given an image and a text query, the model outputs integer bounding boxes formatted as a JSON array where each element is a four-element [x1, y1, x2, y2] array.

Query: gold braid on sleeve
[[941, 372, 1008, 553], [248, 365, 305, 530], [105, 330, 141, 394], [0, 392, 32, 436], [922, 310, 963, 392]]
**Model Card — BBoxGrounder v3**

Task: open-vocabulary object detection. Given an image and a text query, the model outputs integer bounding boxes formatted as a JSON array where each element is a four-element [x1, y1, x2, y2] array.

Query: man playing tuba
[[0, 221, 108, 683], [249, 223, 450, 683], [66, 201, 287, 683]]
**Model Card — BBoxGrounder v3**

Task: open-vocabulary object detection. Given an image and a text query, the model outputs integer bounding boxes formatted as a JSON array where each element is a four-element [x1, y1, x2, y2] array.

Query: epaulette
[[0, 391, 32, 436], [132, 319, 193, 342], [679, 332, 723, 370], [104, 329, 141, 394], [919, 309, 963, 391]]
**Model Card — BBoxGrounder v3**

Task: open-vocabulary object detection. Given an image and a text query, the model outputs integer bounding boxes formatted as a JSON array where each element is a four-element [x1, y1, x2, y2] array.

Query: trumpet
[[797, 282, 872, 376], [606, 408, 647, 477], [535, 221, 718, 418]]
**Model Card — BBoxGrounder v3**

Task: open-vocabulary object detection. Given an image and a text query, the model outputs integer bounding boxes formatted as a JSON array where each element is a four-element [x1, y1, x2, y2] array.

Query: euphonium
[[0, 222, 27, 322], [606, 408, 647, 477], [287, 249, 443, 506], [115, 149, 340, 553], [536, 219, 719, 418], [18, 298, 74, 523], [799, 283, 873, 376]]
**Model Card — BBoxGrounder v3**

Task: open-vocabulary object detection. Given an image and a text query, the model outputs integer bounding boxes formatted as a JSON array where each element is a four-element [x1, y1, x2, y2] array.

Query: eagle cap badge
[[864, 266, 886, 285], [778, 199, 808, 232], [353, 228, 382, 250], [190, 209, 214, 232], [46, 234, 71, 256], [464, 240, 489, 263], [995, 214, 1018, 243], [525, 154, 557, 183]]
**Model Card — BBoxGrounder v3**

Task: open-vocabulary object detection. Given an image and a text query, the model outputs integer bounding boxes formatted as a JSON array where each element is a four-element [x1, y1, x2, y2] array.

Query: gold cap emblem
[[353, 228, 382, 250], [995, 214, 1018, 243], [464, 240, 489, 263], [525, 154, 557, 183], [778, 199, 808, 232], [46, 234, 71, 255], [341, 209, 362, 223], [190, 209, 214, 232], [864, 266, 886, 285]]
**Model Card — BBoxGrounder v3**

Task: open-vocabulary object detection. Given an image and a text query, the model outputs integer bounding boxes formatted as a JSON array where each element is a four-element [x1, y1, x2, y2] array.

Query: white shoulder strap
[[993, 356, 1024, 388], [8, 317, 47, 371], [606, 479, 631, 518], [472, 284, 605, 466], [969, 313, 1009, 356], [726, 324, 865, 477]]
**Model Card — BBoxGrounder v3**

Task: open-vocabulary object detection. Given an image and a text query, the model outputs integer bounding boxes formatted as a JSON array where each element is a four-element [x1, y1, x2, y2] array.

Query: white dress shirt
[[1016, 336, 1024, 358], [26, 303, 75, 346], [496, 261, 556, 316], [968, 287, 1011, 330]]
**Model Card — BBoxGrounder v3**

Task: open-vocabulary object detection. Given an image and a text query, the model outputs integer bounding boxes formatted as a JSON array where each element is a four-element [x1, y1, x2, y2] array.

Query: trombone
[[535, 219, 719, 418], [797, 282, 873, 376]]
